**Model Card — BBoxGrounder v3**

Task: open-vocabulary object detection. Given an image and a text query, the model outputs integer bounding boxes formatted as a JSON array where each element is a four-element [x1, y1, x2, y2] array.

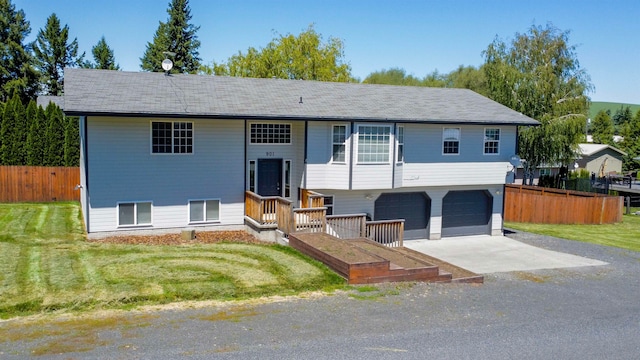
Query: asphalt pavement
[[2, 229, 639, 359]]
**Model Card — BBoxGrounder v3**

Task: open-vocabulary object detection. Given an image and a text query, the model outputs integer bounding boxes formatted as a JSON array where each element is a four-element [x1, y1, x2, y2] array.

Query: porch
[[244, 189, 483, 284]]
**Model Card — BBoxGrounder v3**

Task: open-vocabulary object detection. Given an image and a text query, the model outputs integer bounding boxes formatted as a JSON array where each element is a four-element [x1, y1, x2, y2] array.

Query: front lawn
[[0, 203, 344, 319], [505, 214, 640, 252]]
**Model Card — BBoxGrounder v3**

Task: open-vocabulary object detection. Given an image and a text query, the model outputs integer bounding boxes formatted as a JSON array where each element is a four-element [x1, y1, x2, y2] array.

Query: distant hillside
[[589, 101, 640, 120]]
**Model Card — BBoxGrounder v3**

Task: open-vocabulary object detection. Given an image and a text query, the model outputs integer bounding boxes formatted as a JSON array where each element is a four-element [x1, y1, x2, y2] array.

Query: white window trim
[[442, 127, 461, 156], [396, 125, 404, 164], [323, 195, 334, 215], [483, 128, 501, 155], [248, 160, 256, 193], [355, 124, 393, 164], [284, 159, 292, 198], [188, 199, 221, 224], [117, 201, 153, 227], [249, 122, 292, 145], [150, 121, 194, 155], [331, 124, 348, 164]]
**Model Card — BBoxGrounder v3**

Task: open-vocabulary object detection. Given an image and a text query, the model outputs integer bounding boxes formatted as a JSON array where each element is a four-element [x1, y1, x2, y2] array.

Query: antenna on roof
[[161, 51, 176, 75]]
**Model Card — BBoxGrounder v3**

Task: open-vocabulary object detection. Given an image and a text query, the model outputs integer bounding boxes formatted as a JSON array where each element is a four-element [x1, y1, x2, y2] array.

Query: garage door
[[374, 192, 431, 240], [442, 190, 492, 237]]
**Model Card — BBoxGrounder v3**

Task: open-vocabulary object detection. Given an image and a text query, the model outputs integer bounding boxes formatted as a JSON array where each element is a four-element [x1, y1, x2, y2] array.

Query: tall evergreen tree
[[84, 36, 120, 70], [63, 116, 79, 166], [32, 13, 84, 95], [140, 0, 201, 73], [590, 110, 614, 145], [0, 93, 26, 164], [0, 0, 39, 102], [26, 100, 46, 165], [44, 102, 64, 165]]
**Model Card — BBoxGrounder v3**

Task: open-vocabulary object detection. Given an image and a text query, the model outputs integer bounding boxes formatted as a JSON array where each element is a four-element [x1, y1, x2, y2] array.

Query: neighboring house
[[577, 143, 626, 176], [62, 68, 538, 240], [513, 143, 626, 185]]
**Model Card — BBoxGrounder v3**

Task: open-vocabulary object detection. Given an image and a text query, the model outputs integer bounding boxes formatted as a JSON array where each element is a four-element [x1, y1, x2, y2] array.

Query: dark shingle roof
[[63, 68, 538, 125]]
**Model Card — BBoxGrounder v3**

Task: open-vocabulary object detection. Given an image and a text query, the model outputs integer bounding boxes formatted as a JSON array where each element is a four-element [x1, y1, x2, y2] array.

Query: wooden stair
[[289, 232, 482, 284]]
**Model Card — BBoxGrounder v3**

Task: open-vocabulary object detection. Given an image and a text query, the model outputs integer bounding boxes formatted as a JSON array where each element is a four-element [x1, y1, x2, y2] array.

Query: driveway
[[404, 232, 608, 273]]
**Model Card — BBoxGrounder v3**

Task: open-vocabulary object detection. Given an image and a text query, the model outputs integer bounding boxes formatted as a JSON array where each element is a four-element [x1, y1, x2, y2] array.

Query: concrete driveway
[[404, 234, 608, 274]]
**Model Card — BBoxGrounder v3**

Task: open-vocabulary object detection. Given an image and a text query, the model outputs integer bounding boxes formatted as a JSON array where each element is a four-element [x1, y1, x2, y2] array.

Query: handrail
[[366, 219, 405, 247]]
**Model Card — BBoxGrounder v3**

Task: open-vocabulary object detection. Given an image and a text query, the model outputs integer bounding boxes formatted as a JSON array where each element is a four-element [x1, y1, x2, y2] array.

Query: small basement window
[[189, 199, 220, 223], [118, 202, 152, 226]]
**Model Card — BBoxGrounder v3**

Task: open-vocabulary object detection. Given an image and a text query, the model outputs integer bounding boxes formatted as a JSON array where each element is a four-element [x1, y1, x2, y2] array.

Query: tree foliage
[[590, 110, 614, 145], [140, 0, 201, 73], [84, 36, 120, 70], [362, 65, 487, 95], [25, 101, 46, 165], [0, 92, 27, 164], [44, 102, 64, 166], [618, 109, 640, 172], [0, 0, 38, 102], [210, 25, 352, 82], [32, 13, 84, 95], [483, 24, 592, 184]]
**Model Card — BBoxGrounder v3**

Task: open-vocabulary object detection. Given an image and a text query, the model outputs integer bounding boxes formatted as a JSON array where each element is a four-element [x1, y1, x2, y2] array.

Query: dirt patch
[[96, 230, 266, 246]]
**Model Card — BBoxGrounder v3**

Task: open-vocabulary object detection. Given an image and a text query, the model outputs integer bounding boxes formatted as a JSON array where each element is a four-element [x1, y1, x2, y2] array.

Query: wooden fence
[[504, 184, 623, 224], [0, 166, 80, 202]]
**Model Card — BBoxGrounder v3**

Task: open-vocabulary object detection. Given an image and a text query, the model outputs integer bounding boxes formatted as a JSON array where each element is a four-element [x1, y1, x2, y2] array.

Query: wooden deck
[[289, 232, 483, 285]]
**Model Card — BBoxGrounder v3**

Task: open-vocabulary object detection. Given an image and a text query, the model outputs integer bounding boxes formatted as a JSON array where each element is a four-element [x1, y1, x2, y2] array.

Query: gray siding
[[305, 121, 350, 190], [246, 120, 305, 202], [87, 117, 245, 232]]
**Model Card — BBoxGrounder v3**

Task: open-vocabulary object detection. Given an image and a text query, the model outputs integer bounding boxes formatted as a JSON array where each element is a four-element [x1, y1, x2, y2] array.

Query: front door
[[257, 159, 283, 196]]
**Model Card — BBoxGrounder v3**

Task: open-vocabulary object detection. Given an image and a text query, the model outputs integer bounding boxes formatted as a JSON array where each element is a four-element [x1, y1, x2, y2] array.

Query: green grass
[[0, 202, 344, 319], [505, 214, 640, 252], [589, 101, 640, 120]]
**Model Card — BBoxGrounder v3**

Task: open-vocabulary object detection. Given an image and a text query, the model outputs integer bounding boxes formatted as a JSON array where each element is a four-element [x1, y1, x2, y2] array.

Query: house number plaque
[[266, 151, 275, 157]]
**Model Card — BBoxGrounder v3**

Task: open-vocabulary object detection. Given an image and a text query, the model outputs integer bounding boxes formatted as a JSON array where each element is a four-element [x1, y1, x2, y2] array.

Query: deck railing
[[326, 214, 367, 239], [246, 190, 404, 246], [366, 220, 405, 247], [293, 207, 327, 233], [245, 191, 293, 232], [300, 188, 325, 208]]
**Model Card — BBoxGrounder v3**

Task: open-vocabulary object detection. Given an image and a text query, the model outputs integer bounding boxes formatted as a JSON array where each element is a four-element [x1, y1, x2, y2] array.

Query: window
[[323, 196, 334, 215], [118, 202, 152, 226], [284, 160, 291, 198], [539, 168, 551, 177], [484, 128, 500, 154], [443, 128, 460, 154], [396, 126, 404, 162], [189, 200, 220, 223], [249, 160, 256, 193], [357, 125, 391, 163], [250, 123, 291, 144], [152, 121, 193, 154], [332, 125, 347, 162]]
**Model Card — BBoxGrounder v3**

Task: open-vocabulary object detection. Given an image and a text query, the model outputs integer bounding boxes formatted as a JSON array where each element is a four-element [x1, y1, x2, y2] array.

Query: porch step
[[289, 232, 480, 284]]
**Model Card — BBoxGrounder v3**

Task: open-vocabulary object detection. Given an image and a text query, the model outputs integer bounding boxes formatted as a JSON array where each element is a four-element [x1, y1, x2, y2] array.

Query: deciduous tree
[[210, 25, 352, 82], [140, 0, 200, 73], [483, 24, 592, 185], [32, 13, 84, 95], [363, 68, 422, 86]]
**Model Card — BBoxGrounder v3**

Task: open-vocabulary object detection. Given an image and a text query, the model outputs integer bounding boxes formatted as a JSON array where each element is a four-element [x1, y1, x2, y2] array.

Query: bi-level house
[[62, 68, 538, 240]]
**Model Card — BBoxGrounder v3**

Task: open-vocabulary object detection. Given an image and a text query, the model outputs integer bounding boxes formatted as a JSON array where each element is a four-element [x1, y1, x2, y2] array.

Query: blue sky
[[14, 0, 640, 104]]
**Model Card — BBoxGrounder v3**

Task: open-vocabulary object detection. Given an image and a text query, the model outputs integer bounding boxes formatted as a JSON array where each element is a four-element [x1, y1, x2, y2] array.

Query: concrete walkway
[[404, 235, 608, 274]]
